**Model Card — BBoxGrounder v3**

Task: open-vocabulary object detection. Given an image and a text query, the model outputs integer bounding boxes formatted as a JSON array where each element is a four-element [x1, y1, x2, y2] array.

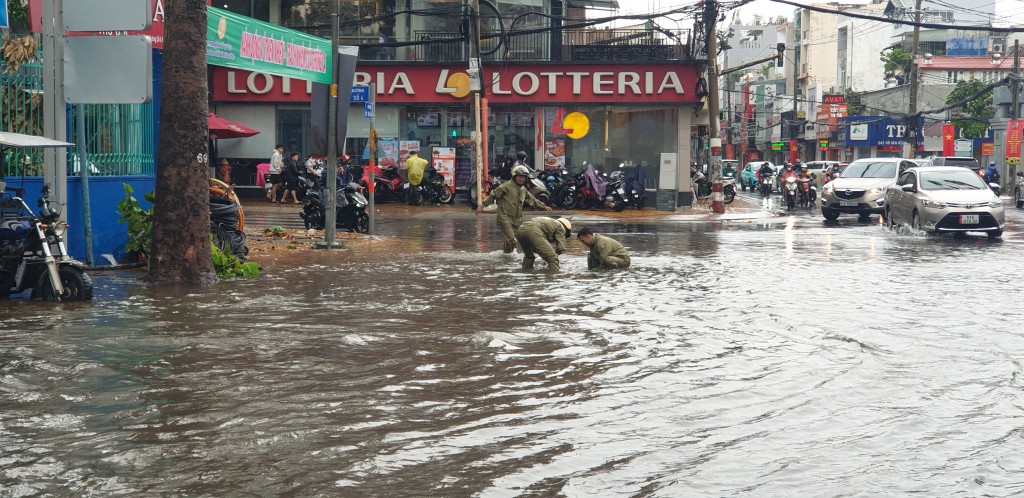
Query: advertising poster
[[543, 139, 566, 169], [378, 139, 399, 168], [399, 140, 420, 165], [431, 147, 456, 189]]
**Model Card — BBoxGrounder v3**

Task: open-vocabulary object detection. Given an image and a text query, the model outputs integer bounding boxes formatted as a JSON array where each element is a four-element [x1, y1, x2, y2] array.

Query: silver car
[[1015, 171, 1024, 208], [820, 157, 914, 221], [884, 166, 1004, 238]]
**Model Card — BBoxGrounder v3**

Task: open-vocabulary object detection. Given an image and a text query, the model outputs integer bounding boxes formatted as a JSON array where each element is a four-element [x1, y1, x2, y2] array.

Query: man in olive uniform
[[476, 164, 551, 253], [515, 217, 571, 271], [576, 227, 630, 270]]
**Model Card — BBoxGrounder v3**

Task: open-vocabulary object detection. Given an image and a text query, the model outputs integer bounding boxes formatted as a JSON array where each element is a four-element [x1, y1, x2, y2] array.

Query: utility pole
[[323, 0, 340, 246], [468, 0, 484, 208], [705, 0, 725, 213], [905, 0, 922, 158], [725, 40, 732, 161], [1013, 40, 1020, 121], [792, 35, 799, 163]]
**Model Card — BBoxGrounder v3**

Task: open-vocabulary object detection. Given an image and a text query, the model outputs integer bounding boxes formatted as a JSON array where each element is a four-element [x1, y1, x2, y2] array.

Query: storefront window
[[277, 109, 311, 158]]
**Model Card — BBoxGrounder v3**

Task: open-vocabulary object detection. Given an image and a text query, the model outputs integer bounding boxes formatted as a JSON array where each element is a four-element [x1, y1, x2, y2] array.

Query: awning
[[0, 132, 75, 149], [209, 112, 260, 140]]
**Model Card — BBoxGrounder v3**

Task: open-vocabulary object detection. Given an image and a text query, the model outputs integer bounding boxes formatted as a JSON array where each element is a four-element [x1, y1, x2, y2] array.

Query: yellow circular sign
[[446, 72, 471, 99], [563, 112, 590, 139]]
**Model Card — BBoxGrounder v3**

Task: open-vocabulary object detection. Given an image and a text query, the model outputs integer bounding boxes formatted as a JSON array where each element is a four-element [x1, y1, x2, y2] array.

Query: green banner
[[207, 6, 332, 84]]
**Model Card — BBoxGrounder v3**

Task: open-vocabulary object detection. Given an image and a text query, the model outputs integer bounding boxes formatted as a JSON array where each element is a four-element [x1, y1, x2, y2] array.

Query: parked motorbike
[[723, 177, 737, 204], [371, 165, 408, 203], [620, 163, 648, 210], [783, 176, 799, 210], [553, 170, 580, 209], [603, 179, 628, 211], [298, 177, 369, 233], [467, 167, 502, 209], [526, 171, 552, 206], [410, 166, 454, 205], [0, 184, 93, 301]]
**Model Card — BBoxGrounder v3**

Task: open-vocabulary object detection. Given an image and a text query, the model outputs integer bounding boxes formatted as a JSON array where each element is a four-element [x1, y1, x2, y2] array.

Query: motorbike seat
[[0, 219, 31, 242]]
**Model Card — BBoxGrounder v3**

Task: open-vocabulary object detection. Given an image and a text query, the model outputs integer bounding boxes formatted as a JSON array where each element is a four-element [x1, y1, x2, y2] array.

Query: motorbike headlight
[[51, 220, 68, 237], [990, 199, 1003, 208], [921, 198, 946, 209]]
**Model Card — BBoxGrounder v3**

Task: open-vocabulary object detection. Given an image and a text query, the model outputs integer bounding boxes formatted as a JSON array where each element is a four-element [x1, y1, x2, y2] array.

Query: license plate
[[959, 214, 979, 224], [617, 187, 625, 195], [840, 200, 857, 207]]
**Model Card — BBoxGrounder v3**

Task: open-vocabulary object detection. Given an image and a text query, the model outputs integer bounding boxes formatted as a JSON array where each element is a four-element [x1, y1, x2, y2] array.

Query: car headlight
[[823, 184, 834, 195], [990, 199, 1003, 207], [921, 199, 946, 209], [870, 186, 885, 194]]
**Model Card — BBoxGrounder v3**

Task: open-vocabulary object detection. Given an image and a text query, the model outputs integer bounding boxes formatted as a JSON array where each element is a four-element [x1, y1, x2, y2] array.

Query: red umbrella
[[208, 112, 260, 140]]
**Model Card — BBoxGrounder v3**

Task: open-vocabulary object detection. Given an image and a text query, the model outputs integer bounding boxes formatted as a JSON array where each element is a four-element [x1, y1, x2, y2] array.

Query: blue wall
[[6, 176, 156, 263]]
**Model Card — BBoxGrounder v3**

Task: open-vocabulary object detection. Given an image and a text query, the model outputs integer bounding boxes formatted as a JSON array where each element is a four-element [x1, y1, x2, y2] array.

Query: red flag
[[789, 139, 798, 163], [942, 123, 955, 156]]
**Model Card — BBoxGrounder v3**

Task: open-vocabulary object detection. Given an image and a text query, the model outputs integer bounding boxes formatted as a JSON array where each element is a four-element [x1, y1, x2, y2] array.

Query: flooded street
[[4, 206, 1024, 496]]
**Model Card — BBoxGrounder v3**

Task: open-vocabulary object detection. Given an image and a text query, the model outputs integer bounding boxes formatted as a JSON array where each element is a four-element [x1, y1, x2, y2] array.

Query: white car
[[820, 157, 913, 221], [884, 166, 1004, 238]]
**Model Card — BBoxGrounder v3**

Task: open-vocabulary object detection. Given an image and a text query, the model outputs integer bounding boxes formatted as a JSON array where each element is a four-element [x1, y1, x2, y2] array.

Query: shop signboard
[[399, 141, 420, 164], [818, 139, 829, 151], [981, 142, 994, 156], [376, 140, 399, 168], [840, 116, 923, 147], [431, 147, 456, 189], [771, 141, 783, 151], [543, 139, 566, 169], [206, 6, 332, 84]]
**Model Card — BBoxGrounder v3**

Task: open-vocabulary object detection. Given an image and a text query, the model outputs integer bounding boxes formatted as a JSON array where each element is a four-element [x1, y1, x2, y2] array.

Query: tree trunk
[[149, 0, 215, 285]]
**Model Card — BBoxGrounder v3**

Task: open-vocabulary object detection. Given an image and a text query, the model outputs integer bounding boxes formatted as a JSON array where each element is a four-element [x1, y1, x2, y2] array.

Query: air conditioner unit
[[993, 44, 1004, 53]]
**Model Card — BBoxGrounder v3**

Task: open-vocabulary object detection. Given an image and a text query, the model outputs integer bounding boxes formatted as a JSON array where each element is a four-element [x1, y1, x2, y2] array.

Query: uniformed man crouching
[[576, 227, 630, 270]]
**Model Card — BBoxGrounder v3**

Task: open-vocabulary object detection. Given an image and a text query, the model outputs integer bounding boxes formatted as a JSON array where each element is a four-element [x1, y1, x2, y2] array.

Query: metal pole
[[42, 0, 68, 219], [368, 84, 376, 235], [906, 0, 922, 158], [705, 1, 724, 213], [75, 105, 94, 266], [469, 0, 484, 210], [1013, 40, 1020, 121], [324, 1, 339, 245]]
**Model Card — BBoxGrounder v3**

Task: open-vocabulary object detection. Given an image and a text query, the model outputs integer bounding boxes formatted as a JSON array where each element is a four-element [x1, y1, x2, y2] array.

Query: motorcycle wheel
[[724, 188, 736, 204], [535, 191, 552, 207], [613, 199, 626, 212], [437, 185, 454, 204], [302, 206, 325, 230], [557, 191, 578, 209], [33, 265, 93, 301], [410, 186, 425, 206], [357, 212, 370, 233]]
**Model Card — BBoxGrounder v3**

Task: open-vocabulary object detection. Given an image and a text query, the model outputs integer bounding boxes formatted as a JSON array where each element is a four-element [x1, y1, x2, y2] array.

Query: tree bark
[[149, 0, 215, 284]]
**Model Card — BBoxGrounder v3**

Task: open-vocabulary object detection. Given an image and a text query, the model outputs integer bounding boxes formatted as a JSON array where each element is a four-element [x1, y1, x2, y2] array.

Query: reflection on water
[[3, 216, 1024, 496]]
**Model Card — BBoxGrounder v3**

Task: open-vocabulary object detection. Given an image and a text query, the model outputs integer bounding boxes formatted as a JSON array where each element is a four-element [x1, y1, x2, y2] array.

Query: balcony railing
[[351, 28, 692, 63]]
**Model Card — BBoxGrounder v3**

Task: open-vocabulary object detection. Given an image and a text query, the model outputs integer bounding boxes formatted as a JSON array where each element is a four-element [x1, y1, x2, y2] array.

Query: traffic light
[[451, 129, 457, 137], [776, 43, 786, 68]]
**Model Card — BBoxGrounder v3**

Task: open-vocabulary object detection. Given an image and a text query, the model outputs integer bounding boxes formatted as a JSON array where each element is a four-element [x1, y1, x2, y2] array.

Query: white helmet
[[511, 165, 531, 177], [557, 217, 572, 234]]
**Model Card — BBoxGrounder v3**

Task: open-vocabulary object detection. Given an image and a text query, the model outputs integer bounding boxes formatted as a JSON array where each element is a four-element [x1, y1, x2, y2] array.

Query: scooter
[[0, 184, 93, 301], [783, 176, 799, 210], [410, 166, 454, 205], [759, 174, 773, 198], [722, 177, 737, 204], [298, 177, 369, 233]]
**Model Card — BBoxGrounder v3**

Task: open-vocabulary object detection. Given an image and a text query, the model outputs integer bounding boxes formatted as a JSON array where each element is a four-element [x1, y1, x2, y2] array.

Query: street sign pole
[[324, 1, 339, 246], [368, 84, 376, 236]]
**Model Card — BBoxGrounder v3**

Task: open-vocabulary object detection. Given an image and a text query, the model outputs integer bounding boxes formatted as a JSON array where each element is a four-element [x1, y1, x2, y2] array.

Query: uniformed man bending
[[515, 217, 571, 271], [576, 227, 630, 270]]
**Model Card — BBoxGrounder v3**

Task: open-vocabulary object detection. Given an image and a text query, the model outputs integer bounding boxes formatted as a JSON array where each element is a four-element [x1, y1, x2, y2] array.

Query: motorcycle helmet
[[516, 151, 528, 162], [556, 217, 572, 238], [511, 165, 531, 178]]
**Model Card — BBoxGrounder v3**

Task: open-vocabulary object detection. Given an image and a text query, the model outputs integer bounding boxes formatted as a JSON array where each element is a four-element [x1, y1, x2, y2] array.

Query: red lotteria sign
[[211, 64, 702, 104]]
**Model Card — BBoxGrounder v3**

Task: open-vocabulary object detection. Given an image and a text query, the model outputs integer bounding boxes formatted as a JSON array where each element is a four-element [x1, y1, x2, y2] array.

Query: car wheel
[[884, 208, 895, 229], [911, 210, 923, 231], [822, 207, 840, 221], [1015, 188, 1024, 209], [988, 229, 1003, 239]]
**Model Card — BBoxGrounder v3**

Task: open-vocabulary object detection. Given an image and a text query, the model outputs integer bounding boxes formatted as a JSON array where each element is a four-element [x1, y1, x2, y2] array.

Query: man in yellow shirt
[[404, 150, 428, 206]]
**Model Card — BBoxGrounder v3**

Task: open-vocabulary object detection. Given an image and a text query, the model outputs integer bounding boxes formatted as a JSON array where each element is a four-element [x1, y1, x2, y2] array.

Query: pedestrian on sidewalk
[[268, 144, 284, 202], [576, 227, 630, 270], [282, 152, 302, 204], [477, 165, 551, 253], [515, 217, 570, 271]]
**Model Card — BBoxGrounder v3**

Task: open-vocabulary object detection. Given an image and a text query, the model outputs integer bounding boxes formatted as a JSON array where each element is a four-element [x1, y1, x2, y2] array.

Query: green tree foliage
[[945, 79, 993, 139], [881, 48, 912, 81]]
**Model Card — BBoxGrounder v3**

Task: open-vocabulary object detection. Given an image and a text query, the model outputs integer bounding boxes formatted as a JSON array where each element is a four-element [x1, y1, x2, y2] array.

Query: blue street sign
[[350, 85, 370, 103], [364, 101, 374, 120], [0, 0, 9, 28]]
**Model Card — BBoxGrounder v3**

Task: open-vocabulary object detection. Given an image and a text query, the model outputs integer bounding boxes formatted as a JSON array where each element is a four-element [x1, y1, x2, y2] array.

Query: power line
[[771, 0, 1024, 32]]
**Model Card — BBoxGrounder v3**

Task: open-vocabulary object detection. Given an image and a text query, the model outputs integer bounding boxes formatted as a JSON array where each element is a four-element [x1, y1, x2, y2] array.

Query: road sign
[[65, 35, 152, 103], [64, 0, 152, 31], [364, 101, 374, 120], [350, 85, 369, 103]]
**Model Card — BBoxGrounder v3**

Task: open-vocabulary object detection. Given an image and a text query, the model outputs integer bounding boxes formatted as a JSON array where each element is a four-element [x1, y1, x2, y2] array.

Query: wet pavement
[[3, 194, 1024, 496]]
